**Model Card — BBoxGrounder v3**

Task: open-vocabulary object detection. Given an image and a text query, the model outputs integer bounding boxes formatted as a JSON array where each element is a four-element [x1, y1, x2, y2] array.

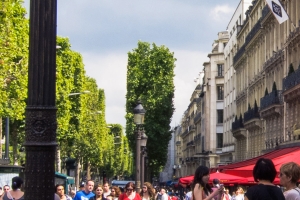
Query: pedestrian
[[2, 185, 9, 193], [221, 189, 230, 200], [70, 190, 76, 199], [211, 179, 222, 200], [244, 158, 285, 200], [89, 184, 106, 200], [111, 186, 122, 200], [192, 165, 224, 200], [55, 184, 72, 200], [1, 176, 24, 200], [140, 182, 155, 200], [235, 187, 244, 200], [279, 162, 300, 200], [103, 182, 111, 198], [73, 180, 95, 200], [119, 182, 141, 200], [231, 192, 236, 200]]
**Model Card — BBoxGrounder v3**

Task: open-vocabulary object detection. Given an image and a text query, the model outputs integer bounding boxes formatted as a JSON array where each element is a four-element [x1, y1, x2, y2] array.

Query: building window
[[217, 86, 224, 100], [201, 136, 205, 152], [217, 110, 223, 124], [217, 64, 224, 76], [217, 133, 223, 148]]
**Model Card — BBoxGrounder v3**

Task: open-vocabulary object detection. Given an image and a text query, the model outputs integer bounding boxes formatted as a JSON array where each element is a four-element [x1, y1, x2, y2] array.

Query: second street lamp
[[140, 132, 148, 187], [133, 100, 146, 192]]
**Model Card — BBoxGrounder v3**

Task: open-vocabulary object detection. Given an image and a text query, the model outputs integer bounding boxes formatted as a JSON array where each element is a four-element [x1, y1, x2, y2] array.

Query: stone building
[[233, 0, 300, 161], [222, 0, 252, 164]]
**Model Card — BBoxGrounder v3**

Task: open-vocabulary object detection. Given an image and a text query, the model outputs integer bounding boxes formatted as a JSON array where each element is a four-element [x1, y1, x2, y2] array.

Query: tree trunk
[[0, 118, 2, 158], [56, 146, 61, 173], [86, 161, 91, 180], [75, 159, 81, 189], [11, 124, 18, 165]]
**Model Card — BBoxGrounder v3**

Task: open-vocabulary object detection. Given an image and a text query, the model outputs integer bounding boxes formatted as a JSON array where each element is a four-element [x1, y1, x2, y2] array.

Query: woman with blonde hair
[[140, 182, 155, 200], [111, 186, 122, 200], [235, 187, 244, 200], [279, 162, 300, 200], [89, 184, 106, 200]]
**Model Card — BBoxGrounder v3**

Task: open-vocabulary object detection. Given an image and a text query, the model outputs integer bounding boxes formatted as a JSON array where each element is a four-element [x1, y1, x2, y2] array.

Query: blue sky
[[23, 0, 241, 129]]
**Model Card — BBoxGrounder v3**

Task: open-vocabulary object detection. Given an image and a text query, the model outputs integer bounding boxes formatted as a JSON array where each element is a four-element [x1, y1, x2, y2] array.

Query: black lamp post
[[24, 0, 57, 199], [140, 132, 148, 187], [133, 101, 146, 192]]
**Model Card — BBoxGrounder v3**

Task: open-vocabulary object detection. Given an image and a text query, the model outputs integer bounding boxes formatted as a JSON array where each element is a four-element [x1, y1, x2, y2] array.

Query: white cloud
[[210, 5, 235, 21]]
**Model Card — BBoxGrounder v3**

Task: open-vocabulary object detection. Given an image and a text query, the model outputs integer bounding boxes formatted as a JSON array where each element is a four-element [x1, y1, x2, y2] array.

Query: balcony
[[244, 108, 261, 129], [194, 134, 201, 142], [176, 141, 181, 146], [188, 125, 195, 133], [283, 68, 300, 93], [194, 112, 201, 123], [244, 108, 260, 122], [261, 5, 270, 22], [245, 19, 262, 45], [233, 43, 246, 65], [181, 129, 188, 138], [260, 90, 283, 111], [187, 140, 195, 147], [231, 116, 247, 138], [231, 118, 244, 131]]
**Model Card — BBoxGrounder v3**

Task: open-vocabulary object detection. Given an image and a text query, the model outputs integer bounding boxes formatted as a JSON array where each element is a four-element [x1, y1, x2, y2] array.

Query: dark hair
[[11, 176, 23, 190], [212, 179, 219, 185], [55, 184, 64, 192], [192, 166, 212, 196], [125, 182, 135, 190], [253, 158, 277, 182]]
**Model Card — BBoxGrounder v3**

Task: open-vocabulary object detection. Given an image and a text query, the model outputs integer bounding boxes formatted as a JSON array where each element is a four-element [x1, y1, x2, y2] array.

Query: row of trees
[[0, 0, 132, 186]]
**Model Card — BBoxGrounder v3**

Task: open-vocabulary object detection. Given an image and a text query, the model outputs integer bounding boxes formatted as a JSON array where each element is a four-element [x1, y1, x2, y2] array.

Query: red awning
[[217, 146, 300, 185], [218, 146, 300, 170], [179, 171, 248, 185]]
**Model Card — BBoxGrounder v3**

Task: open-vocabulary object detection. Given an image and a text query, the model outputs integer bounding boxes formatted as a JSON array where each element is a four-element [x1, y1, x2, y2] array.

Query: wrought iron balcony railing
[[261, 5, 270, 21], [260, 90, 283, 110], [245, 18, 262, 44], [232, 119, 244, 131], [283, 68, 300, 92], [194, 112, 201, 123], [244, 107, 260, 122], [233, 43, 246, 64]]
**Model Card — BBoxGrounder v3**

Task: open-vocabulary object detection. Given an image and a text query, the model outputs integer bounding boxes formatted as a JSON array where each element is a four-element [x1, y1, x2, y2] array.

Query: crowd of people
[[190, 159, 300, 200], [56, 159, 300, 200], [0, 159, 298, 200]]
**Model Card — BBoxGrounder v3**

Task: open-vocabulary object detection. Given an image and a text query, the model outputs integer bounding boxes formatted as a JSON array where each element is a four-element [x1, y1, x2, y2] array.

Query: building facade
[[233, 0, 300, 161], [222, 0, 252, 164]]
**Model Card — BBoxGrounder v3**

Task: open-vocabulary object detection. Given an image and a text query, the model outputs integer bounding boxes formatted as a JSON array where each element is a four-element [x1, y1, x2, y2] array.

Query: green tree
[[126, 41, 176, 177], [0, 0, 29, 164]]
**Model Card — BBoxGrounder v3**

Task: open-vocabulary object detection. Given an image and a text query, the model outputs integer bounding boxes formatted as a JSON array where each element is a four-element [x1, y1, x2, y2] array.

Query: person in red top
[[119, 182, 141, 200]]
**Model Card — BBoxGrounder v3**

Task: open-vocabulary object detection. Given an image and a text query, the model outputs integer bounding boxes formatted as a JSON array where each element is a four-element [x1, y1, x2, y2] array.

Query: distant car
[[111, 180, 135, 190]]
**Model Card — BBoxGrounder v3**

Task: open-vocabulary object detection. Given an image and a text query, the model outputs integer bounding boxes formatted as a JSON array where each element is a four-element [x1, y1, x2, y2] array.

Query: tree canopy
[[126, 41, 176, 176]]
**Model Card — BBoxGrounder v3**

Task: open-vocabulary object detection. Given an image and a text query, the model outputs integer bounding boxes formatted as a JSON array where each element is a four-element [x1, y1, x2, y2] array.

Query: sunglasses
[[111, 191, 115, 192], [127, 189, 133, 191]]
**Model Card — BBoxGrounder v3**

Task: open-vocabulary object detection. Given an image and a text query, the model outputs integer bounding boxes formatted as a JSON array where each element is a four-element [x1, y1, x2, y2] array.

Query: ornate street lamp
[[133, 100, 146, 192]]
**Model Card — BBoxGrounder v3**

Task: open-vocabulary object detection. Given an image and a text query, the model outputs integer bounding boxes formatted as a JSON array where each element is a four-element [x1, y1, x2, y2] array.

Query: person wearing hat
[[1, 176, 24, 200]]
